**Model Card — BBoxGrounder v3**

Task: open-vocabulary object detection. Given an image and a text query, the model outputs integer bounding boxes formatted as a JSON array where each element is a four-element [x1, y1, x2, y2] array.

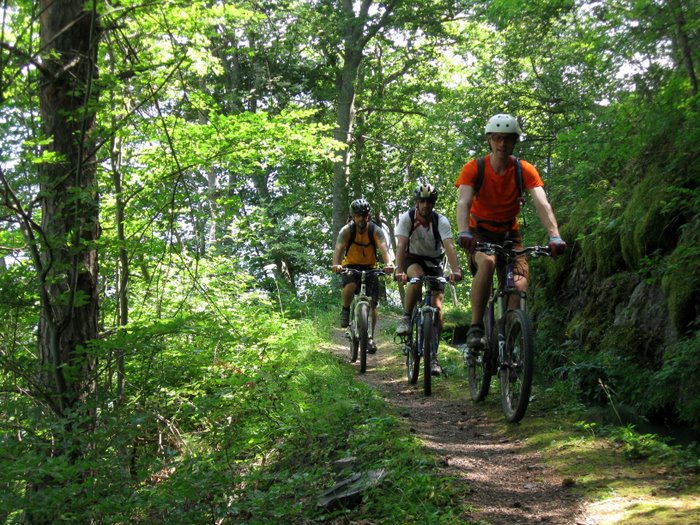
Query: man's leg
[[340, 281, 357, 327], [432, 291, 444, 335], [470, 253, 496, 324], [430, 290, 445, 376], [509, 257, 529, 310], [467, 253, 496, 348], [368, 305, 378, 353], [396, 263, 424, 335]]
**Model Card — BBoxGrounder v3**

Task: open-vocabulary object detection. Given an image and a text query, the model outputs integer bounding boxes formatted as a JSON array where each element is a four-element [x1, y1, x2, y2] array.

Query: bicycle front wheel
[[357, 302, 369, 374], [500, 309, 534, 423], [422, 314, 433, 396], [406, 311, 420, 384], [349, 314, 358, 363]]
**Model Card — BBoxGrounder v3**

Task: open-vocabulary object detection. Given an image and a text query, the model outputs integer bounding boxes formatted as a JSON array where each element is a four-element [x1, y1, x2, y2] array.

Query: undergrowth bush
[[1, 260, 468, 524]]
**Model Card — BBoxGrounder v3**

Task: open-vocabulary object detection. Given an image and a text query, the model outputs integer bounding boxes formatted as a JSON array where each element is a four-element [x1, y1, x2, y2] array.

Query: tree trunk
[[110, 137, 128, 403], [669, 0, 698, 95], [37, 0, 101, 417], [331, 0, 398, 238]]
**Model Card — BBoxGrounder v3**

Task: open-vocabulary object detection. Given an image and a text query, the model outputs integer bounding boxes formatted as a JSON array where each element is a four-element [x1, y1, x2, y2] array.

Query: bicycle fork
[[495, 288, 528, 369], [418, 308, 439, 357]]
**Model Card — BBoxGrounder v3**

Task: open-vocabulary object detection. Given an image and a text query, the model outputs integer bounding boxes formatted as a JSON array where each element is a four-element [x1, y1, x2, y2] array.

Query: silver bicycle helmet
[[414, 182, 438, 203]]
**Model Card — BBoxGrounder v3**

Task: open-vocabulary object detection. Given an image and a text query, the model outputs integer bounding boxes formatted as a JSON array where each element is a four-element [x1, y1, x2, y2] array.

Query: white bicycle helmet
[[484, 113, 522, 136], [414, 182, 438, 203]]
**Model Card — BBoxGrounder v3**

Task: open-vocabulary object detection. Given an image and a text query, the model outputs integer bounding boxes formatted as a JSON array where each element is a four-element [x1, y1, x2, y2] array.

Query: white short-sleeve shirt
[[396, 209, 452, 267]]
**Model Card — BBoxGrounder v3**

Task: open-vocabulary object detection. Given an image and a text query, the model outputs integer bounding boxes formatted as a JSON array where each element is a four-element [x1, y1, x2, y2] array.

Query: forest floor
[[325, 314, 699, 525]]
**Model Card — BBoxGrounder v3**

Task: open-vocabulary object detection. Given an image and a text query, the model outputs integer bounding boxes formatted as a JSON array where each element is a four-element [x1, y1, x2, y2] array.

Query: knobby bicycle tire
[[467, 308, 494, 402], [357, 302, 369, 374], [349, 308, 359, 363], [422, 313, 433, 396], [406, 310, 420, 384], [500, 309, 534, 423]]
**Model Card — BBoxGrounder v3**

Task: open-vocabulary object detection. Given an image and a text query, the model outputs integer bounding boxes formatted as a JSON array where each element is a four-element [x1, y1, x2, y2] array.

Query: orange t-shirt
[[454, 156, 544, 232]]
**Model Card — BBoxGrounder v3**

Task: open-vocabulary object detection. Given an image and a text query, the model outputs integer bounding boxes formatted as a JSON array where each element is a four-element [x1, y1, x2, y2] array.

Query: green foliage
[[649, 332, 700, 426], [0, 256, 469, 523], [607, 425, 673, 462], [662, 233, 700, 334], [619, 170, 678, 270], [2, 0, 700, 520]]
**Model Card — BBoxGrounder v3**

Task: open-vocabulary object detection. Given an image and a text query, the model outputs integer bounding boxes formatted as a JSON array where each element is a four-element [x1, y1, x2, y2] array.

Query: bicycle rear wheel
[[467, 310, 494, 402], [500, 309, 534, 423], [357, 303, 369, 374], [406, 311, 420, 384], [422, 314, 433, 396]]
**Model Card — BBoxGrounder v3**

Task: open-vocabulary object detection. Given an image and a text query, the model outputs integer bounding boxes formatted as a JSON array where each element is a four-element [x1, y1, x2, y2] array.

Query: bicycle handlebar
[[340, 267, 390, 277], [475, 242, 551, 259]]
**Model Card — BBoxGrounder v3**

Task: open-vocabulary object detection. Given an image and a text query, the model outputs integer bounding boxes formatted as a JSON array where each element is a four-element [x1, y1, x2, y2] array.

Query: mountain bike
[[342, 268, 387, 374], [465, 241, 551, 422], [399, 275, 448, 396]]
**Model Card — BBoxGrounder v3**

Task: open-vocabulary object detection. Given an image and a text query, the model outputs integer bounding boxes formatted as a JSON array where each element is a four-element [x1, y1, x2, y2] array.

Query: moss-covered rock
[[661, 242, 700, 334], [619, 168, 682, 269]]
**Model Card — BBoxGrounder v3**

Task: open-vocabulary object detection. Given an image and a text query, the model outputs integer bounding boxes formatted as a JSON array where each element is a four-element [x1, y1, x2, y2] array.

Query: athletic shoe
[[368, 339, 377, 354], [466, 324, 484, 349], [395, 314, 411, 335]]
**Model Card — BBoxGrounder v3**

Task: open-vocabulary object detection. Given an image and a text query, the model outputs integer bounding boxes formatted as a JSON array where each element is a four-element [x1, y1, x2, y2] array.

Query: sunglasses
[[489, 134, 517, 144]]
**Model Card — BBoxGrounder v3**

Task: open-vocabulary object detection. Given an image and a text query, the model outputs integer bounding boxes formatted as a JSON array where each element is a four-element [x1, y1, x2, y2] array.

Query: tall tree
[[36, 0, 101, 418], [327, 1, 400, 236]]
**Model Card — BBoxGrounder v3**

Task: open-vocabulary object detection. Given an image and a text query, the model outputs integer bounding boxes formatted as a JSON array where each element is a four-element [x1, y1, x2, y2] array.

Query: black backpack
[[407, 207, 442, 252], [344, 219, 377, 256], [475, 155, 525, 208]]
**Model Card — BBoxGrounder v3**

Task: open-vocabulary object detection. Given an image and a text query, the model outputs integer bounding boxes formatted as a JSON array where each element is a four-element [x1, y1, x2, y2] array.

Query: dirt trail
[[326, 322, 599, 525]]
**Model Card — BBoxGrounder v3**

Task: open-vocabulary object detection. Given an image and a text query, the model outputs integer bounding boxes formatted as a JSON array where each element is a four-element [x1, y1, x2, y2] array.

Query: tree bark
[[37, 0, 101, 417], [669, 0, 698, 95]]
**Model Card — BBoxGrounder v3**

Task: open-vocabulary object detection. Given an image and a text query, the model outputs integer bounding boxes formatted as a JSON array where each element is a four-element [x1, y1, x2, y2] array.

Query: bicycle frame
[[490, 251, 526, 368], [466, 241, 550, 422], [343, 268, 386, 373], [350, 272, 373, 340], [401, 275, 447, 396], [410, 277, 444, 358]]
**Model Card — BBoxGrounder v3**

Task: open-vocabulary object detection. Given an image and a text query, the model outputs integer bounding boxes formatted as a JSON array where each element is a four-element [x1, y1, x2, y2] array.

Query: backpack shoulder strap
[[474, 156, 487, 197], [512, 156, 523, 198], [344, 221, 356, 256], [431, 211, 441, 250]]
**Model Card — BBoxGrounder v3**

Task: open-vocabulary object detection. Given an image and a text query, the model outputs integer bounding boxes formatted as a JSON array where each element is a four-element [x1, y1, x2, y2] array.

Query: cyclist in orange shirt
[[454, 114, 566, 349]]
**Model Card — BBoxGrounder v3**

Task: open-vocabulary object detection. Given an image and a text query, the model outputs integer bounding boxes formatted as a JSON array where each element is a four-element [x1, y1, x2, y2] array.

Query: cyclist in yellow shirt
[[332, 199, 395, 353]]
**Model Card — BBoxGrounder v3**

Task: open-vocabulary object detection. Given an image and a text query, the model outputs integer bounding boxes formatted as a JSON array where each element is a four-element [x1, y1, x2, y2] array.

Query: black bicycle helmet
[[414, 182, 438, 203], [350, 198, 371, 215]]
